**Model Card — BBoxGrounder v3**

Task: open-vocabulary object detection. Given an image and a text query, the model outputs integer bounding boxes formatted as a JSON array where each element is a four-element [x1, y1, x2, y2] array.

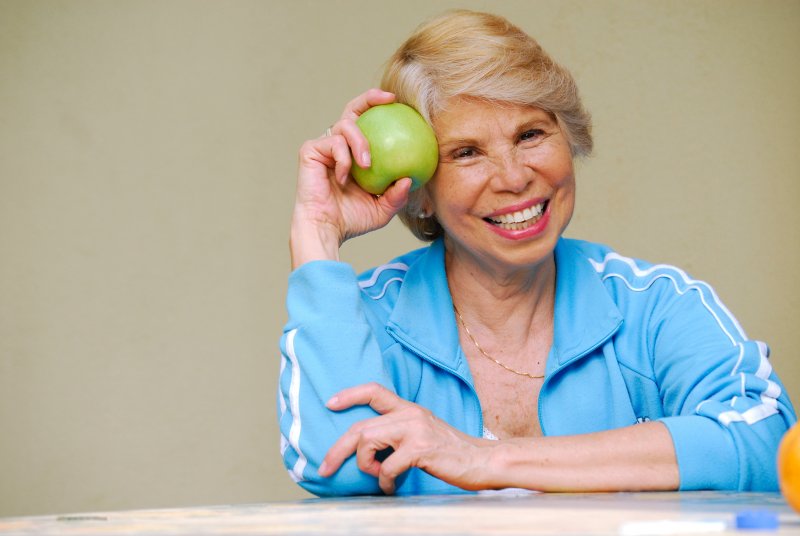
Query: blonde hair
[[381, 9, 593, 241]]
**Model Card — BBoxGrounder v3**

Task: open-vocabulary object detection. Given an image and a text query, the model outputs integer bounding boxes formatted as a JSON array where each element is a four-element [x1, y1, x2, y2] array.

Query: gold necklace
[[453, 305, 545, 380]]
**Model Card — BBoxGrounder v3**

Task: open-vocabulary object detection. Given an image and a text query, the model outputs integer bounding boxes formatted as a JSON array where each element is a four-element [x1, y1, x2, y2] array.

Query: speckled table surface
[[1, 491, 798, 535]]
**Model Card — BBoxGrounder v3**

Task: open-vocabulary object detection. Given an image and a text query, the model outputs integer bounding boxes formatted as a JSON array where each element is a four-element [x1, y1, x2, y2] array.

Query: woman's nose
[[490, 151, 533, 193]]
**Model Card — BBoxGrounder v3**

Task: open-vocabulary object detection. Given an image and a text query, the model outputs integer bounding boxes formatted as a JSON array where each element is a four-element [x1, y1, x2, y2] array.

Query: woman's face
[[428, 96, 575, 275]]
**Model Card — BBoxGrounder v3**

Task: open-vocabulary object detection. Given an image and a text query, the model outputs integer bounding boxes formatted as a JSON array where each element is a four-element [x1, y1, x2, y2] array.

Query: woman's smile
[[484, 198, 549, 235]]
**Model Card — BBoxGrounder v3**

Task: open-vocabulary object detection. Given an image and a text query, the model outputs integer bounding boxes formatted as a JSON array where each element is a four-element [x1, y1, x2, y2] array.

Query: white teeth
[[491, 203, 544, 226]]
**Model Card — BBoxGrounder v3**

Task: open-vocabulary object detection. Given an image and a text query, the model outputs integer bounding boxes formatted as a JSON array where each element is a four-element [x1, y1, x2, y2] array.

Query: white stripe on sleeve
[[358, 262, 409, 290], [590, 252, 780, 427], [285, 329, 307, 482]]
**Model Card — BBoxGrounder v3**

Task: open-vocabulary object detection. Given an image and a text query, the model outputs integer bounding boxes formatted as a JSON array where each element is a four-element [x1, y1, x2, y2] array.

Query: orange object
[[779, 422, 800, 512]]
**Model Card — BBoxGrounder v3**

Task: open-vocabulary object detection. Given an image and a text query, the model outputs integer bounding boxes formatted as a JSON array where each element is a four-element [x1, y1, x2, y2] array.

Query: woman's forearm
[[484, 421, 679, 492]]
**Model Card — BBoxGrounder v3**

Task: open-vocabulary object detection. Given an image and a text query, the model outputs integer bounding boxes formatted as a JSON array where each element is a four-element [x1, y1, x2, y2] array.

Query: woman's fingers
[[320, 384, 413, 478], [354, 423, 399, 478], [377, 446, 416, 495], [298, 136, 345, 181], [309, 88, 400, 186], [340, 88, 396, 122], [333, 89, 396, 169], [326, 382, 408, 415], [321, 384, 434, 486], [319, 384, 406, 476], [319, 418, 381, 478], [328, 135, 354, 185], [334, 119, 370, 169], [319, 413, 414, 491]]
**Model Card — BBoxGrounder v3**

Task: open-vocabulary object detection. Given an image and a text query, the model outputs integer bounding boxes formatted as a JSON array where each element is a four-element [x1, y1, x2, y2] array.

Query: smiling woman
[[279, 9, 796, 497]]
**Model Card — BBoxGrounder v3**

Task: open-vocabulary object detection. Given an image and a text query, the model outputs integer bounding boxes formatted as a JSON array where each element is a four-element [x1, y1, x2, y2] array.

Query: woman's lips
[[485, 200, 547, 230], [484, 200, 551, 238]]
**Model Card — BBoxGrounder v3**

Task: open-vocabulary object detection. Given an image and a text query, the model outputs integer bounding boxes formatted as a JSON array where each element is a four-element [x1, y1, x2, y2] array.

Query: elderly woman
[[279, 9, 795, 496]]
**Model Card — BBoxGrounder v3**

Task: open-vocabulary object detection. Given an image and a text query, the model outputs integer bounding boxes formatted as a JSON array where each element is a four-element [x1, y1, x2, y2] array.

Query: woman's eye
[[453, 147, 476, 159], [520, 129, 545, 142]]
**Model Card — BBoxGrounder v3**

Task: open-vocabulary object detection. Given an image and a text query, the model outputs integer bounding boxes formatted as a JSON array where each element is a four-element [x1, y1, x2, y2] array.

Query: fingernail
[[361, 152, 371, 167], [326, 396, 339, 408], [318, 461, 328, 475]]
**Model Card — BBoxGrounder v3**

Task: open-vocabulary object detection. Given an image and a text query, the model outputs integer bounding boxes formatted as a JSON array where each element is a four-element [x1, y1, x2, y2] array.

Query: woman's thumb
[[380, 177, 413, 215]]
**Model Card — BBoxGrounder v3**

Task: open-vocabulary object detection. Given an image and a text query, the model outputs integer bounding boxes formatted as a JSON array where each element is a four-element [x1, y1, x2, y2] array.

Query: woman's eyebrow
[[517, 115, 558, 131], [436, 135, 482, 150]]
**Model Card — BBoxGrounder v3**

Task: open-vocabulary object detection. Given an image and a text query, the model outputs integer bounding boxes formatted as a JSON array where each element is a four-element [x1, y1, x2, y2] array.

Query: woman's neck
[[444, 245, 557, 333]]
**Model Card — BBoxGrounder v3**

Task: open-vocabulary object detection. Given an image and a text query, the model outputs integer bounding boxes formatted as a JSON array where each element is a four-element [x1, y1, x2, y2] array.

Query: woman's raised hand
[[290, 89, 413, 268], [318, 383, 492, 495]]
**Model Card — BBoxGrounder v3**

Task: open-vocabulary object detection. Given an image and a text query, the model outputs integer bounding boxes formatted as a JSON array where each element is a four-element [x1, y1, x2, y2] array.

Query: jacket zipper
[[386, 325, 485, 438], [538, 319, 622, 436]]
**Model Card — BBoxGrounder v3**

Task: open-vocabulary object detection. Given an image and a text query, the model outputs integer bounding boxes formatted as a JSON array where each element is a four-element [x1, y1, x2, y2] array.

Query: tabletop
[[1, 490, 798, 535]]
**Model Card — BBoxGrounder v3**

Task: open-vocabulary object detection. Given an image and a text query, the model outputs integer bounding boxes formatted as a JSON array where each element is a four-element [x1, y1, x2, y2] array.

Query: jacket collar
[[386, 238, 623, 379], [550, 238, 623, 369], [386, 239, 468, 378]]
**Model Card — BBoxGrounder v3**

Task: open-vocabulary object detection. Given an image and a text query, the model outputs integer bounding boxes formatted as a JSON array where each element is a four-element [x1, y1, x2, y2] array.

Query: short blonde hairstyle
[[381, 9, 593, 242]]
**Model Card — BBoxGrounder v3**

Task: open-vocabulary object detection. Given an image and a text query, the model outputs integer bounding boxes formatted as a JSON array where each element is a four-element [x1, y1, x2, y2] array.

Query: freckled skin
[[428, 97, 570, 438]]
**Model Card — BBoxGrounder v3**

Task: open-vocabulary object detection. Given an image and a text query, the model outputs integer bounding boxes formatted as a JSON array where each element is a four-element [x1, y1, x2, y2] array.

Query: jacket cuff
[[660, 415, 738, 490], [287, 261, 363, 322]]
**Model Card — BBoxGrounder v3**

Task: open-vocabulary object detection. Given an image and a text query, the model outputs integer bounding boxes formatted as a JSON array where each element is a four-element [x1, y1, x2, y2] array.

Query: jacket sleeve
[[649, 278, 796, 491], [277, 260, 390, 496]]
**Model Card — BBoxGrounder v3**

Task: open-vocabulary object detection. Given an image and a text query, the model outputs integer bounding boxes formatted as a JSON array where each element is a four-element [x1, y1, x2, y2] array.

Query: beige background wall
[[1, 0, 797, 518]]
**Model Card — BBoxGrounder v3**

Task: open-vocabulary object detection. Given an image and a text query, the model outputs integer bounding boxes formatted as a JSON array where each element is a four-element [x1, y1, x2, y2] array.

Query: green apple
[[351, 103, 439, 195]]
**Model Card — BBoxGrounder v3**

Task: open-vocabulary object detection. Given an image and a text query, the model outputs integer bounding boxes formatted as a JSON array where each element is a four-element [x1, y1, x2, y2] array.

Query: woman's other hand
[[318, 383, 680, 495], [319, 382, 489, 495], [290, 89, 413, 269]]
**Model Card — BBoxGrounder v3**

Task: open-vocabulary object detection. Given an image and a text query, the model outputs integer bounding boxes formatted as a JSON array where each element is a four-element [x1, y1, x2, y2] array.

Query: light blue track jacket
[[278, 238, 796, 496]]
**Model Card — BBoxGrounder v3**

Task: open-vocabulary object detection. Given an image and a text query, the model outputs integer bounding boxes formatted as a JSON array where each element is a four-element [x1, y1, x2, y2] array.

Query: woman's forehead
[[432, 98, 554, 138]]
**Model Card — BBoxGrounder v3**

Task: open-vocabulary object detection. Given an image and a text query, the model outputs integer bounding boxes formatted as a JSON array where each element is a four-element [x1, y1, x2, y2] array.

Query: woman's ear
[[416, 188, 435, 219]]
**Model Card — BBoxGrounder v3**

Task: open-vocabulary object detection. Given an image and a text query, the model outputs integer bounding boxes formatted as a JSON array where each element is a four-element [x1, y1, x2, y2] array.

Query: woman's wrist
[[289, 217, 342, 269], [452, 438, 517, 491], [480, 439, 527, 490]]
